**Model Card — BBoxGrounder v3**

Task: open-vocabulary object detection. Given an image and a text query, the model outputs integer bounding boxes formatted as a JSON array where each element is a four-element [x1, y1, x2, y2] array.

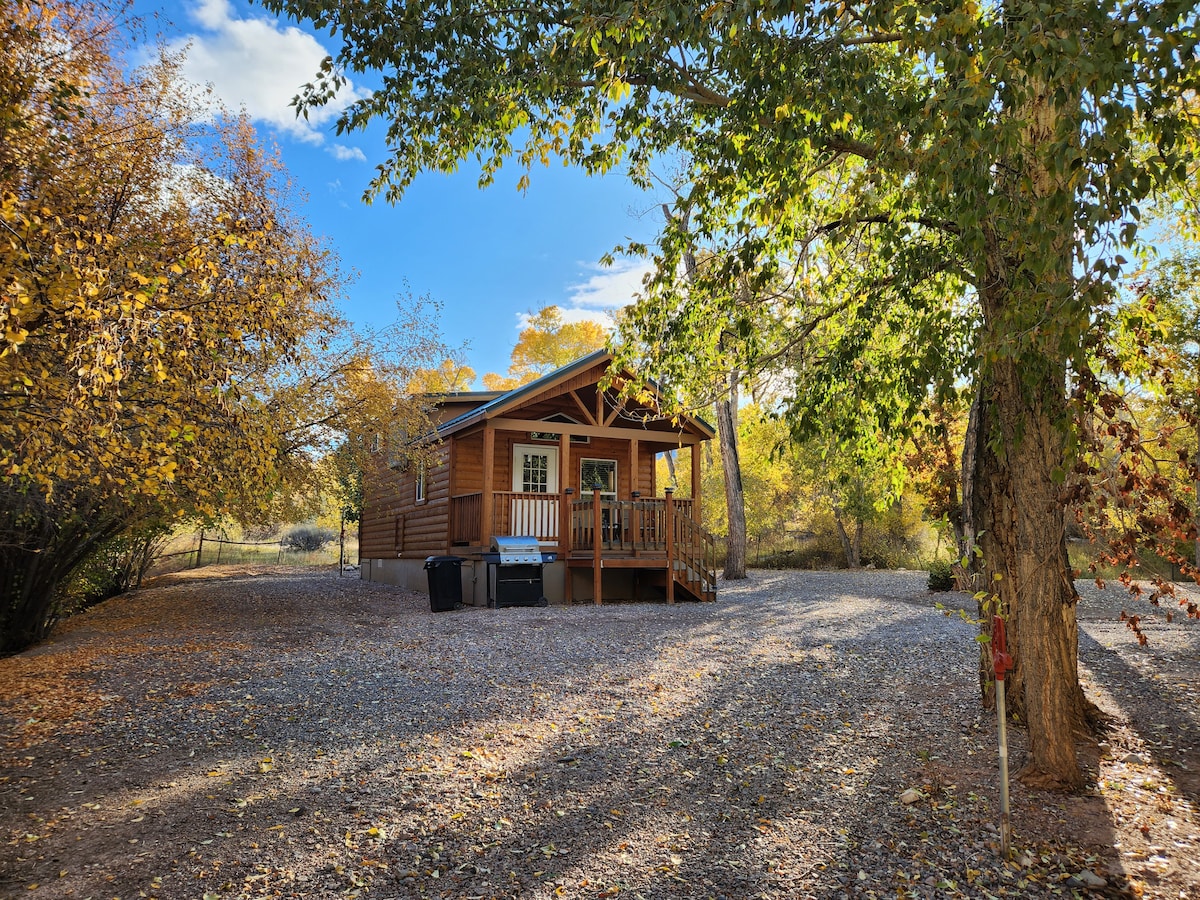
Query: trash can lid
[[424, 555, 466, 568]]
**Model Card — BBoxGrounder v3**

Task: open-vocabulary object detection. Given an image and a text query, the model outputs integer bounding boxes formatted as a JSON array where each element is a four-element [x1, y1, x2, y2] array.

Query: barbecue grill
[[482, 536, 557, 608]]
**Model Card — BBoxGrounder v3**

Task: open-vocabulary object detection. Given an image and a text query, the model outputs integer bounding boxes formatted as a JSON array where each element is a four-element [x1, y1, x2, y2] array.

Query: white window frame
[[415, 462, 426, 503], [580, 458, 618, 499]]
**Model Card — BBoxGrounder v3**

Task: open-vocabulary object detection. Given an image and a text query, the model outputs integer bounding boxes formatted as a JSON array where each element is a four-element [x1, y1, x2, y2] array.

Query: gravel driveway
[[0, 566, 1197, 899]]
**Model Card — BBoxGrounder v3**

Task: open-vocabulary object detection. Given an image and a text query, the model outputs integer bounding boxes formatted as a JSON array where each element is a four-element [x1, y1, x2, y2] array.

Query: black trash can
[[424, 556, 465, 612]]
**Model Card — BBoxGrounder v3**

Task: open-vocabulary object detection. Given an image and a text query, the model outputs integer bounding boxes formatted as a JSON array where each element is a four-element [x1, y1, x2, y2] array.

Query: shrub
[[928, 558, 955, 591], [282, 524, 334, 552], [54, 527, 170, 622], [760, 544, 846, 570]]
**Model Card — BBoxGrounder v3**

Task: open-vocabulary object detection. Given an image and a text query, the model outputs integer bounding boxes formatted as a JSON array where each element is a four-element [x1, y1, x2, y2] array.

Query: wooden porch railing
[[452, 491, 561, 544], [568, 497, 694, 551], [494, 491, 560, 542], [569, 491, 715, 602], [671, 504, 717, 601], [450, 492, 482, 545], [453, 491, 715, 599]]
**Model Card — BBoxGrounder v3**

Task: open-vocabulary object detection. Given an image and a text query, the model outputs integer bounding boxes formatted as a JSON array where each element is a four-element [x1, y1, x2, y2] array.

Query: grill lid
[[490, 535, 543, 565]]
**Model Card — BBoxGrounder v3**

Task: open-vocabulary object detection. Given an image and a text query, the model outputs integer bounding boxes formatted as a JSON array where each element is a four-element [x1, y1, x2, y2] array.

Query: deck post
[[481, 426, 495, 546], [592, 486, 603, 605], [665, 487, 676, 604], [563, 487, 574, 604], [559, 431, 571, 548]]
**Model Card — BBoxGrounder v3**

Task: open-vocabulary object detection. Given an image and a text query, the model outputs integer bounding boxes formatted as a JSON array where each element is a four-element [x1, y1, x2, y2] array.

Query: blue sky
[[134, 0, 662, 383]]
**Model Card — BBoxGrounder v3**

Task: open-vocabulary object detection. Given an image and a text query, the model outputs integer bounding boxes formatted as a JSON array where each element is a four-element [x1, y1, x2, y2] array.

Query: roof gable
[[433, 351, 714, 440]]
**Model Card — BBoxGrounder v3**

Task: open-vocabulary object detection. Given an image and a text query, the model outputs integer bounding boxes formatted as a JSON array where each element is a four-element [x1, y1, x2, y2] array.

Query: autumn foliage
[[483, 305, 608, 390], [0, 0, 403, 652]]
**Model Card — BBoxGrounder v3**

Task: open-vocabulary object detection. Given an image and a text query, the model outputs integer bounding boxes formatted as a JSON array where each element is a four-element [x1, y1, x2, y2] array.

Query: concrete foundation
[[361, 557, 568, 607], [359, 558, 668, 606]]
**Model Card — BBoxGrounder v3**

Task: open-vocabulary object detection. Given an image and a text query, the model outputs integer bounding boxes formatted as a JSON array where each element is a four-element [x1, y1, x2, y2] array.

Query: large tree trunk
[[717, 370, 748, 579], [960, 2, 1092, 791], [970, 325, 1087, 790], [663, 449, 678, 489], [0, 491, 118, 654], [670, 201, 749, 580]]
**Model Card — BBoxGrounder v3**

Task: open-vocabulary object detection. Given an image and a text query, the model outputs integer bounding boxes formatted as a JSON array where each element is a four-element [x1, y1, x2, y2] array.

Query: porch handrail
[[568, 496, 697, 550], [569, 494, 716, 601], [672, 506, 717, 601]]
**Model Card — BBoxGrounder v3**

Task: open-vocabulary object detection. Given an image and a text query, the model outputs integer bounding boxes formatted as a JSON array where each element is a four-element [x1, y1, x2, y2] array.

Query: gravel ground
[[0, 566, 1197, 899]]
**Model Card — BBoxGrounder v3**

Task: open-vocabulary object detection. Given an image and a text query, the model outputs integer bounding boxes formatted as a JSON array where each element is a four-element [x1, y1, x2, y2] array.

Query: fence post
[[196, 530, 205, 568]]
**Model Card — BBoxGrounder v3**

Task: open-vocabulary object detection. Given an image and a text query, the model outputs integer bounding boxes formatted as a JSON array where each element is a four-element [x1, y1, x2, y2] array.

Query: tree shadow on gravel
[[1077, 624, 1200, 805], [0, 575, 716, 899], [0, 569, 1142, 899], [346, 597, 1070, 898]]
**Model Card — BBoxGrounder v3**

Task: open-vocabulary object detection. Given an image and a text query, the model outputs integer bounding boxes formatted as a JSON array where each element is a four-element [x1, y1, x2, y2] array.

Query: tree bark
[[835, 511, 854, 566], [959, 3, 1093, 790], [970, 321, 1087, 790], [717, 369, 748, 579], [669, 201, 749, 580], [663, 449, 678, 490]]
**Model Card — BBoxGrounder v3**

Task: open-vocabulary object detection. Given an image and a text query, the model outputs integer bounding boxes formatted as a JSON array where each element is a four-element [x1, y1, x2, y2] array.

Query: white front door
[[511, 444, 559, 539], [512, 444, 559, 493]]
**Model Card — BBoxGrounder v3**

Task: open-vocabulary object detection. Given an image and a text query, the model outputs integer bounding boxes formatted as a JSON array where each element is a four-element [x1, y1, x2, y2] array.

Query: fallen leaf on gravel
[[2, 566, 1198, 899]]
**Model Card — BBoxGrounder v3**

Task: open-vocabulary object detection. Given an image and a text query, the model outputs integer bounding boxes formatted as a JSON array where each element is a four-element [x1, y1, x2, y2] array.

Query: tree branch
[[840, 32, 905, 46], [814, 212, 962, 238]]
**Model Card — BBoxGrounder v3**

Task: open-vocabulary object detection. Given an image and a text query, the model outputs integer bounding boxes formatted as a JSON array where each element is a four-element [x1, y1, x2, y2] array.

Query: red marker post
[[993, 615, 1013, 858]]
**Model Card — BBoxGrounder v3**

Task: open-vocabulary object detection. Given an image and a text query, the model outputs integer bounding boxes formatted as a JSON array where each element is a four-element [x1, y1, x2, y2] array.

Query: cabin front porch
[[448, 488, 716, 603]]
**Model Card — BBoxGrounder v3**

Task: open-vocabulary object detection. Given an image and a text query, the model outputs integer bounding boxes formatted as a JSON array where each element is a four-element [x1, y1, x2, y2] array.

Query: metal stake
[[992, 614, 1013, 860], [996, 673, 1011, 858]]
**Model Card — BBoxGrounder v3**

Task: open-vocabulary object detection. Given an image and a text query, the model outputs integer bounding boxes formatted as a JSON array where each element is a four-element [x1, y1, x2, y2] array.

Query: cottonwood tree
[[410, 356, 478, 394], [0, 0, 437, 652], [259, 0, 1199, 788], [483, 305, 608, 390]]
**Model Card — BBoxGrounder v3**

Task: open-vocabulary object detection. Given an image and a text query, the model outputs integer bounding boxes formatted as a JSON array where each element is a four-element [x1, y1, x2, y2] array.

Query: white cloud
[[329, 143, 367, 162], [168, 0, 369, 146], [565, 259, 654, 311], [508, 258, 654, 333], [513, 305, 615, 332]]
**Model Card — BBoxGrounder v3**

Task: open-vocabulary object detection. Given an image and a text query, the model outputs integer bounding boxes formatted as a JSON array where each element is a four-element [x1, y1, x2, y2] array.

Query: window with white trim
[[580, 458, 617, 498], [415, 463, 426, 502]]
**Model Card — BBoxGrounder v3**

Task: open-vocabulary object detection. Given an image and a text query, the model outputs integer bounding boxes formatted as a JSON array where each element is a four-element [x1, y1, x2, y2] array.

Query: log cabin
[[359, 351, 717, 606]]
